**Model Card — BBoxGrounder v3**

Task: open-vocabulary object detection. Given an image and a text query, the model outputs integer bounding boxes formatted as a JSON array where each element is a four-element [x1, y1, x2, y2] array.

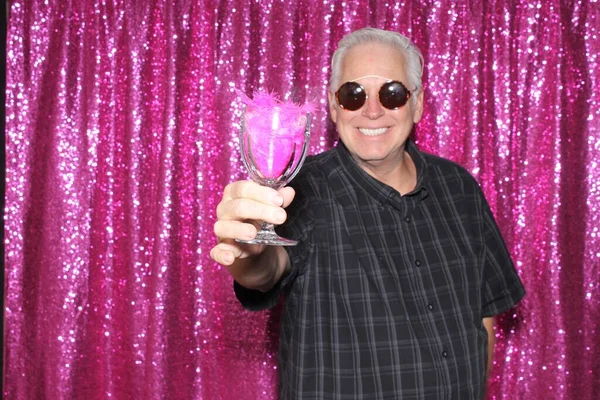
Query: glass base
[[236, 229, 297, 246]]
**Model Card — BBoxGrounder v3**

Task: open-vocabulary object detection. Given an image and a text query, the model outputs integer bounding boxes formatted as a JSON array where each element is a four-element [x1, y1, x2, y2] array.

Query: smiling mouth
[[358, 127, 388, 136]]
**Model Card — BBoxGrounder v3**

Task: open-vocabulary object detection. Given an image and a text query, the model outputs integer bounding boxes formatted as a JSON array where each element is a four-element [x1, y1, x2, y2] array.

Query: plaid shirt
[[235, 139, 526, 399]]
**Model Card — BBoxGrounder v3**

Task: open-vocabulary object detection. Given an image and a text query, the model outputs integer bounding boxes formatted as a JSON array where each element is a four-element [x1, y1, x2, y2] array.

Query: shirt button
[[415, 259, 421, 266], [404, 216, 410, 222], [442, 350, 448, 358], [427, 304, 434, 311]]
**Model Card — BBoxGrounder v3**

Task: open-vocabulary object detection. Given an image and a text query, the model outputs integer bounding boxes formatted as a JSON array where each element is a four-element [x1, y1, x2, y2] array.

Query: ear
[[412, 90, 424, 123], [327, 90, 338, 123]]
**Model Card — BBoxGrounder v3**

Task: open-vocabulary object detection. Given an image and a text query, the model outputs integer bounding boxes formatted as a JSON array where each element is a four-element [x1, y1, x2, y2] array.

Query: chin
[[352, 149, 390, 164]]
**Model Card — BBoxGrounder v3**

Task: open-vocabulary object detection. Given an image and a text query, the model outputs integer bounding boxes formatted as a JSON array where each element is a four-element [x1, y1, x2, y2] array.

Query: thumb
[[278, 186, 296, 208]]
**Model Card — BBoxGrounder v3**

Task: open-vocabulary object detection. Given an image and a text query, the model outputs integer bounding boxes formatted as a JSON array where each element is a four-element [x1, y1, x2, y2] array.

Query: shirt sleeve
[[233, 268, 297, 312], [233, 173, 315, 312], [479, 197, 526, 318]]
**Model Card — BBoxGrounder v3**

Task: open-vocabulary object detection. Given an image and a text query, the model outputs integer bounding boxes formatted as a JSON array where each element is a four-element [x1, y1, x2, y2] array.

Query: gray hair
[[329, 28, 424, 98]]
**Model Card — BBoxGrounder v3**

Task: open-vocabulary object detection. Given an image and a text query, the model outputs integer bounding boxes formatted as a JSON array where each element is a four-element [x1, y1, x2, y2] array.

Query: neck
[[356, 149, 417, 196]]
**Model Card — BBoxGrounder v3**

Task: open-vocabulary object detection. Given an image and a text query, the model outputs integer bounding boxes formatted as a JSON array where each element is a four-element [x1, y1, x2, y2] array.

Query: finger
[[278, 186, 296, 208], [224, 180, 284, 206], [214, 219, 258, 242], [210, 239, 265, 266], [218, 198, 287, 225], [210, 242, 239, 266]]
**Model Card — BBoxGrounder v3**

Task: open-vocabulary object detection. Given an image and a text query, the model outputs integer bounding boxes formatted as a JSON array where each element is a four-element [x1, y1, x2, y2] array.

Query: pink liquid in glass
[[245, 108, 306, 180]]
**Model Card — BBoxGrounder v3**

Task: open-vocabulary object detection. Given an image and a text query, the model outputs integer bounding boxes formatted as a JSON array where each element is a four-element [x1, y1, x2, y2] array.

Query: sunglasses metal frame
[[335, 80, 412, 111]]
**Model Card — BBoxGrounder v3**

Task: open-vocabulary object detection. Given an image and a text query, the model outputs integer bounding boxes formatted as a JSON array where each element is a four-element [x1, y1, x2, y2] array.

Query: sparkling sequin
[[4, 1, 599, 399]]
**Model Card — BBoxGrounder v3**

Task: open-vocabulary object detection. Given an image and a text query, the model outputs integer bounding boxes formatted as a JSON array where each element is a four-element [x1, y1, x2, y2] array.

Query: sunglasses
[[335, 79, 412, 111]]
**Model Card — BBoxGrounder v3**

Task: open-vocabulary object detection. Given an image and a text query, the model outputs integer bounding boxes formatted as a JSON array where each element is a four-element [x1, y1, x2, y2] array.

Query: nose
[[362, 92, 385, 119]]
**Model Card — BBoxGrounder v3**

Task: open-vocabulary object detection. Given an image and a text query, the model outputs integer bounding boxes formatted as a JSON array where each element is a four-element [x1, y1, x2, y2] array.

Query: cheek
[[389, 112, 416, 129], [339, 113, 359, 128]]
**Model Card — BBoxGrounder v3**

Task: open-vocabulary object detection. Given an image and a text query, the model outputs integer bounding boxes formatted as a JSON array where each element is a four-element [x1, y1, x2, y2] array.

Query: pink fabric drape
[[4, 0, 599, 399]]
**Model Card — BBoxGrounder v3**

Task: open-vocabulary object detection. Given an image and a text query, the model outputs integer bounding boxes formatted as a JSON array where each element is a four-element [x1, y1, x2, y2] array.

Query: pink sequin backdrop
[[4, 0, 599, 399]]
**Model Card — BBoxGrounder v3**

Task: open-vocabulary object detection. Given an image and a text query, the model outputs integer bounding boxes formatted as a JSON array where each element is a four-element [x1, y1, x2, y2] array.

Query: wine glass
[[237, 100, 311, 246]]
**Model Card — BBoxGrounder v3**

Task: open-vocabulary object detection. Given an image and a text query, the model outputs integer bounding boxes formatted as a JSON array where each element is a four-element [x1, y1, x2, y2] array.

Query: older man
[[211, 27, 525, 399]]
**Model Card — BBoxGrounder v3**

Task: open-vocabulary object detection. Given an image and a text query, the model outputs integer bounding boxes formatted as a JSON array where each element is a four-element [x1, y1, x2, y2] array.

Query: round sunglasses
[[335, 80, 412, 111]]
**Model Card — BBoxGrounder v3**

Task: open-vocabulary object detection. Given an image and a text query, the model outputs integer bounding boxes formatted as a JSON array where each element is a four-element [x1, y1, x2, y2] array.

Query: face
[[328, 42, 424, 175]]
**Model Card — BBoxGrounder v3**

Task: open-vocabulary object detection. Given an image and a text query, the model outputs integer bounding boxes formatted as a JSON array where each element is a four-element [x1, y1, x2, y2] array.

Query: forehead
[[340, 42, 407, 83]]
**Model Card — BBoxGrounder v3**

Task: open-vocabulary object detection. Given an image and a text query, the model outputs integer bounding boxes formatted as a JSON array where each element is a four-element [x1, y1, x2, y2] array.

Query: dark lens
[[379, 81, 411, 109], [336, 82, 366, 111]]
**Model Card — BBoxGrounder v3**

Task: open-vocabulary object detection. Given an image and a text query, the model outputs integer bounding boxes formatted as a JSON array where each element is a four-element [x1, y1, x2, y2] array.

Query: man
[[211, 27, 525, 399]]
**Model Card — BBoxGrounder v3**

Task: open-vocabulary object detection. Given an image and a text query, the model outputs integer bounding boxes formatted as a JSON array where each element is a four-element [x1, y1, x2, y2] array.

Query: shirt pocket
[[424, 255, 482, 320]]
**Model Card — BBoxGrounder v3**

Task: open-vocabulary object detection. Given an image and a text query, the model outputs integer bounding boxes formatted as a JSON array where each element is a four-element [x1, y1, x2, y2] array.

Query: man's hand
[[210, 180, 295, 291]]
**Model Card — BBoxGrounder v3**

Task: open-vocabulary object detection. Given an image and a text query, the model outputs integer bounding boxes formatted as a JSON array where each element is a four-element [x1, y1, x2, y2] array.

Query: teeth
[[358, 127, 387, 136]]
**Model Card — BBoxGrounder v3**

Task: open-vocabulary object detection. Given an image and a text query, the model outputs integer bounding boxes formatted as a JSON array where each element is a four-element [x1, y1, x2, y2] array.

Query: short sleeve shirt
[[234, 139, 526, 400]]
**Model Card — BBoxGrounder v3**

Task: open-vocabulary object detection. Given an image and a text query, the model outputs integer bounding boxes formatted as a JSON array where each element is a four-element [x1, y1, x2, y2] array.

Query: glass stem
[[260, 222, 275, 232]]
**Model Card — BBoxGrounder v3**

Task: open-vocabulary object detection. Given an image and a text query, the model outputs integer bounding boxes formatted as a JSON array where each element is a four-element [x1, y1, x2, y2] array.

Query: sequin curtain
[[4, 0, 599, 399]]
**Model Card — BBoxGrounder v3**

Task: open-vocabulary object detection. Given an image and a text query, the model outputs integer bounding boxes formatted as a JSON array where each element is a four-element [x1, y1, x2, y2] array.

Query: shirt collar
[[406, 139, 429, 199], [334, 137, 429, 205]]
